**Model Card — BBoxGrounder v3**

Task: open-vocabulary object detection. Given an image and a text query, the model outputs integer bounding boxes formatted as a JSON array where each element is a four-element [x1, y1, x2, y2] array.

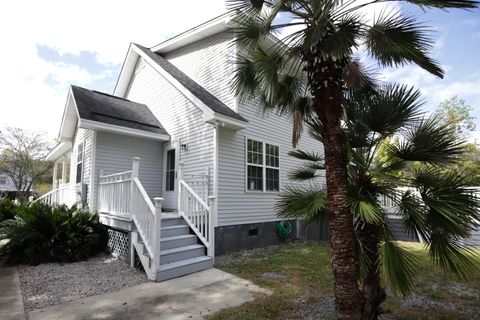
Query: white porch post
[[153, 197, 164, 277], [130, 157, 141, 216], [52, 161, 58, 189], [207, 196, 215, 258], [61, 155, 67, 185], [177, 161, 184, 212]]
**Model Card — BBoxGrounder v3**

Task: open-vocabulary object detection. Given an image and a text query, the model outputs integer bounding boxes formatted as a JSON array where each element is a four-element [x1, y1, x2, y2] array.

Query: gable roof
[[133, 44, 247, 123], [71, 85, 168, 135]]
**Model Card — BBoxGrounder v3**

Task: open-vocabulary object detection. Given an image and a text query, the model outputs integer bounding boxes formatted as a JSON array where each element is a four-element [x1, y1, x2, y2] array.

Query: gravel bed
[[18, 254, 147, 311]]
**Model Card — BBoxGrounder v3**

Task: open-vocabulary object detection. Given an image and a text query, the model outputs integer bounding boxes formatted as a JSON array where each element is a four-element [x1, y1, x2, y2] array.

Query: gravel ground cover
[[18, 254, 147, 311]]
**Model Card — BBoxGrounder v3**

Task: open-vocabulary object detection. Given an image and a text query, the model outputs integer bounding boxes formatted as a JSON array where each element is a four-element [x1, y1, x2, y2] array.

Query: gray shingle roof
[[71, 85, 168, 135], [134, 44, 247, 122]]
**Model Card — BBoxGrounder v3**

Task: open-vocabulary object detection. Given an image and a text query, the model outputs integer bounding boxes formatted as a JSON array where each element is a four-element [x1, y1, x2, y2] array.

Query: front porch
[[38, 157, 216, 281]]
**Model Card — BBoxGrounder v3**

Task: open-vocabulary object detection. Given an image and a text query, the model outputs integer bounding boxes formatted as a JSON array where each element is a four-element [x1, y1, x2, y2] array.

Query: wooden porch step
[[161, 225, 190, 238], [157, 256, 213, 281], [160, 234, 197, 250], [160, 244, 205, 264]]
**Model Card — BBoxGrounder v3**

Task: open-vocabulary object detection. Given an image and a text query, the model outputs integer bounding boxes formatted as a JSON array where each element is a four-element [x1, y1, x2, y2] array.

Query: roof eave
[[151, 13, 233, 54], [78, 119, 170, 142], [46, 141, 73, 161]]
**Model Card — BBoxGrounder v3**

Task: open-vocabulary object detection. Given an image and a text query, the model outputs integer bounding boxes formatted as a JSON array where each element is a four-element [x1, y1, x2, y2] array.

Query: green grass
[[209, 242, 480, 320]]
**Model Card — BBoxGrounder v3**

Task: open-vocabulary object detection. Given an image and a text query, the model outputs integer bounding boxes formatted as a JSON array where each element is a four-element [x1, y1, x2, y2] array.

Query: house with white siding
[[39, 13, 326, 281]]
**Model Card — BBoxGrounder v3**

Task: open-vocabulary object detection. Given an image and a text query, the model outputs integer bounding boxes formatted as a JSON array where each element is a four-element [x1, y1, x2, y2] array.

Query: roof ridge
[[71, 85, 134, 103]]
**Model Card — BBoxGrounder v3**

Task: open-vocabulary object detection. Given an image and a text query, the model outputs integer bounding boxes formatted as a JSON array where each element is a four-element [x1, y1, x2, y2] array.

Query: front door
[[163, 145, 177, 210]]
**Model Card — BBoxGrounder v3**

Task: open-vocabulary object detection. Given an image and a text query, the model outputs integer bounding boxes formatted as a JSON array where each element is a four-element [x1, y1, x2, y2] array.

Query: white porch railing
[[178, 179, 215, 257], [35, 183, 76, 206], [98, 170, 132, 215], [97, 157, 162, 280], [183, 167, 210, 202]]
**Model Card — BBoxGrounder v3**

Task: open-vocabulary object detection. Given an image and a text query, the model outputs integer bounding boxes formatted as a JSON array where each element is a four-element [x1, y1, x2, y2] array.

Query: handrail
[[131, 178, 155, 258], [178, 179, 214, 255], [35, 183, 75, 206], [180, 180, 209, 210], [99, 170, 133, 179]]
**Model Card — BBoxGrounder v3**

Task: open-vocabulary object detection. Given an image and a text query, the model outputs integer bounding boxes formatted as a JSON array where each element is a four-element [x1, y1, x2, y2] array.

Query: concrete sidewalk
[[0, 267, 26, 320], [28, 268, 270, 320]]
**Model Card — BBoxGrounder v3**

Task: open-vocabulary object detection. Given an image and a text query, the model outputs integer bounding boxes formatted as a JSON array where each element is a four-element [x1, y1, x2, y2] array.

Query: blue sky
[[1, 0, 478, 140]]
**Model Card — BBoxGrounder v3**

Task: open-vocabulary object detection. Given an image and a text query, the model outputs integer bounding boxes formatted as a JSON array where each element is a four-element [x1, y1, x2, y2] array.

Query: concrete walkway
[[28, 268, 270, 320], [0, 267, 26, 320]]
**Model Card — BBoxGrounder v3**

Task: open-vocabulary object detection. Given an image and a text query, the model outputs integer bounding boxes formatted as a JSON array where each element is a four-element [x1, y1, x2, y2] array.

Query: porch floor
[[27, 268, 270, 320]]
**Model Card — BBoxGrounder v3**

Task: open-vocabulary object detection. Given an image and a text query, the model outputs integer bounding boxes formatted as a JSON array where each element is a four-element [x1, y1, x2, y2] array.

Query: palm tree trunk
[[358, 222, 386, 320], [322, 120, 363, 319], [304, 47, 362, 319]]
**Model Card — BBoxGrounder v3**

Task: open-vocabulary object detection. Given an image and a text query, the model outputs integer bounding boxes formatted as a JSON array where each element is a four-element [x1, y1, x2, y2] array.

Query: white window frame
[[245, 137, 280, 193], [76, 141, 84, 184]]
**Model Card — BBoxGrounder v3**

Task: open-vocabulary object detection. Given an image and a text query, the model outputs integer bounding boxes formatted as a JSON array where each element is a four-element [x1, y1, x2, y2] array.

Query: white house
[[40, 13, 326, 281]]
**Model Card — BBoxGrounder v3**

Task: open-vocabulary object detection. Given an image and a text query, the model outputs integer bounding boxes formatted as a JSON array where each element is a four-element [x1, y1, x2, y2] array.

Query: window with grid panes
[[246, 139, 279, 192]]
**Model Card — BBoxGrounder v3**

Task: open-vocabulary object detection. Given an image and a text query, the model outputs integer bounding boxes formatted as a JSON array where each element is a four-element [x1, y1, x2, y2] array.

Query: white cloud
[[0, 0, 228, 140]]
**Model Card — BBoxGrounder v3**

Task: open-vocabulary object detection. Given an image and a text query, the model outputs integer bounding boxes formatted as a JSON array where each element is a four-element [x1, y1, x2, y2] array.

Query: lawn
[[209, 242, 480, 320]]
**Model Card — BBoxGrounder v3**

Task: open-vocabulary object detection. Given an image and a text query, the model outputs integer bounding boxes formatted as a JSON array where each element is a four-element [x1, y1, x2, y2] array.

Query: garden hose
[[276, 221, 293, 239]]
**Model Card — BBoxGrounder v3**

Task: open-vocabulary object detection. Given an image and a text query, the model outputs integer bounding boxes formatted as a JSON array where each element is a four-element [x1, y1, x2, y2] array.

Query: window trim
[[245, 137, 280, 193], [76, 141, 84, 184]]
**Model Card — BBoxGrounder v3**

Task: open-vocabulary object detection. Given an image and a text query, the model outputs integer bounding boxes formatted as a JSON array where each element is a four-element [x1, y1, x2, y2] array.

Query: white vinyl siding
[[217, 98, 326, 226], [94, 131, 164, 203], [124, 59, 215, 194], [163, 32, 236, 111]]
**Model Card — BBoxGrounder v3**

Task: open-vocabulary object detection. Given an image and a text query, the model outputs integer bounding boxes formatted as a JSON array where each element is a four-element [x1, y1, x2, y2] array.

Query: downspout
[[89, 130, 97, 212], [212, 122, 219, 260]]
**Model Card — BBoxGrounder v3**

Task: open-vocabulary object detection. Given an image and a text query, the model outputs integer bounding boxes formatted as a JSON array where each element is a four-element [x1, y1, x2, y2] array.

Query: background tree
[[279, 84, 479, 319], [0, 127, 53, 200], [228, 1, 478, 318], [435, 96, 476, 137]]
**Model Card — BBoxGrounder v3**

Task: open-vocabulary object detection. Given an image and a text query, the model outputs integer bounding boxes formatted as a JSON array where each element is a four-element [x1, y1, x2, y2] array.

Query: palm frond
[[288, 149, 324, 162], [387, 116, 465, 164], [277, 185, 328, 224], [428, 232, 479, 278], [380, 240, 420, 296], [365, 12, 443, 78], [397, 0, 479, 9], [289, 163, 325, 181], [397, 190, 428, 241], [360, 84, 424, 135]]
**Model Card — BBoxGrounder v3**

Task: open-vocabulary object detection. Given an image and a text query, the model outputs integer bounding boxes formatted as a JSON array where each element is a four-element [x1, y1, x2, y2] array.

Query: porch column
[[52, 160, 58, 189], [61, 155, 67, 184]]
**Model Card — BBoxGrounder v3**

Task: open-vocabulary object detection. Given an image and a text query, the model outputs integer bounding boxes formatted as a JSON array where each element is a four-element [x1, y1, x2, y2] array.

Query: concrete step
[[161, 225, 190, 238], [160, 244, 206, 264], [157, 256, 213, 281], [160, 234, 197, 250], [162, 217, 187, 227]]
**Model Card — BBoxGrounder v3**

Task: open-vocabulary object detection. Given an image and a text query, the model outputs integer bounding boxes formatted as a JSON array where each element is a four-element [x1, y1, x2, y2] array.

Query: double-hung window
[[246, 138, 280, 192], [76, 142, 84, 184]]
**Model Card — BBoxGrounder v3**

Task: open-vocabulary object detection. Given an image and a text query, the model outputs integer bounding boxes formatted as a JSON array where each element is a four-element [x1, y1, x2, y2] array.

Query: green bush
[[0, 198, 20, 222], [0, 202, 107, 265]]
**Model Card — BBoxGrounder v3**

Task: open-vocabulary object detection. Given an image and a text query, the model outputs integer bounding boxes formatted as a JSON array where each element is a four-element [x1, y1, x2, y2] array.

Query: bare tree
[[0, 127, 53, 200]]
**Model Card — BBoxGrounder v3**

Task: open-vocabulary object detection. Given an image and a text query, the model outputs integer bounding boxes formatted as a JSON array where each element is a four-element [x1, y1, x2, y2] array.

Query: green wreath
[[276, 221, 293, 239]]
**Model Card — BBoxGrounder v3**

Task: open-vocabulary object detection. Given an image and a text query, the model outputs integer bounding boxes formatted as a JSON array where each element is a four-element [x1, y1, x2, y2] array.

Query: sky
[[0, 0, 479, 142]]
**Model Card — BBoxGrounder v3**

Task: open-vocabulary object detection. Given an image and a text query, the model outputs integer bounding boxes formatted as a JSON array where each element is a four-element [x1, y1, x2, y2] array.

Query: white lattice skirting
[[107, 228, 130, 260]]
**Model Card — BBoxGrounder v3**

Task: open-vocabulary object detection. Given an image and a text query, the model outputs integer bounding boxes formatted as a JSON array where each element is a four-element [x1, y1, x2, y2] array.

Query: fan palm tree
[[278, 83, 480, 319], [228, 1, 478, 318]]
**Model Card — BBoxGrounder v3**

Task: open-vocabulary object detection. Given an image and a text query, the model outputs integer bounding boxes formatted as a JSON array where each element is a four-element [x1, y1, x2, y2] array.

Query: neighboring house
[[39, 13, 326, 281], [0, 173, 33, 199]]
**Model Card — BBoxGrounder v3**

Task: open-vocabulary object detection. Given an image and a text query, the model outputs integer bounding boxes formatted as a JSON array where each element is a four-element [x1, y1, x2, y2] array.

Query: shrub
[[0, 198, 20, 222], [0, 202, 107, 265]]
